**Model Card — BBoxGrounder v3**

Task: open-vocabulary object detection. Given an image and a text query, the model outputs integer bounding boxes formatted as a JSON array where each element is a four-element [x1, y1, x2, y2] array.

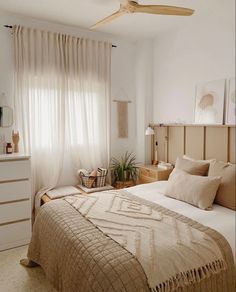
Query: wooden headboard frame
[[150, 124, 235, 165]]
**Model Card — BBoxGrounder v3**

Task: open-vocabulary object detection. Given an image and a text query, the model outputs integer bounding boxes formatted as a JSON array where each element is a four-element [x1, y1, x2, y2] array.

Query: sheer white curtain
[[13, 26, 111, 205]]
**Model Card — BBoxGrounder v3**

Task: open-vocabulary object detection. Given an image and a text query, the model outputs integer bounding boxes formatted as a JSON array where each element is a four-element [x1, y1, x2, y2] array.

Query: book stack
[[97, 168, 108, 187]]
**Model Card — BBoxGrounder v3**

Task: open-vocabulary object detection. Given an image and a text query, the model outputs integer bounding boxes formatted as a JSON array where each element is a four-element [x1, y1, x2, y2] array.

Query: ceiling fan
[[91, 0, 194, 29]]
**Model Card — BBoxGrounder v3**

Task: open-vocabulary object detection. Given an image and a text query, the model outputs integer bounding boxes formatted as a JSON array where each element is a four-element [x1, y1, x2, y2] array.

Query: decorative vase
[[12, 131, 20, 153]]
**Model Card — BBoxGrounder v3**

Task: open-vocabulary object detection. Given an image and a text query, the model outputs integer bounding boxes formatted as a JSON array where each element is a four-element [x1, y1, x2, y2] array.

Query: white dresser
[[0, 154, 32, 251]]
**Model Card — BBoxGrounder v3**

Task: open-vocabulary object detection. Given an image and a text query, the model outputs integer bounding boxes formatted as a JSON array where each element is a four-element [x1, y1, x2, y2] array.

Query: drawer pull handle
[[0, 198, 29, 205]]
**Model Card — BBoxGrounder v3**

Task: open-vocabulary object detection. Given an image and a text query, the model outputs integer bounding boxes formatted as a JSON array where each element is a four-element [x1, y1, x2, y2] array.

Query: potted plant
[[110, 152, 138, 187]]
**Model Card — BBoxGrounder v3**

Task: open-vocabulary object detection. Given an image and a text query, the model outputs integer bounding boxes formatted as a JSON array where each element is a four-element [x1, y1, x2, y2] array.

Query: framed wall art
[[225, 77, 236, 125], [194, 79, 225, 125]]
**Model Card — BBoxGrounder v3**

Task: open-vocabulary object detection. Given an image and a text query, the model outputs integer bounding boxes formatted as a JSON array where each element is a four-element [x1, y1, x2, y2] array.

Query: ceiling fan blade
[[132, 4, 194, 16], [90, 10, 126, 29]]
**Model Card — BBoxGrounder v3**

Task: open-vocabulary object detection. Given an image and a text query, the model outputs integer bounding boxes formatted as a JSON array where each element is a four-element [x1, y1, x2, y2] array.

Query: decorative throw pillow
[[183, 155, 215, 164], [175, 157, 210, 176], [165, 169, 221, 210], [208, 161, 236, 210]]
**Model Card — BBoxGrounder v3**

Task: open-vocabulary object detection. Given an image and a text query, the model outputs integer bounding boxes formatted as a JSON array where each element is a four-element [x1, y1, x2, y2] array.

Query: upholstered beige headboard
[[151, 124, 235, 164]]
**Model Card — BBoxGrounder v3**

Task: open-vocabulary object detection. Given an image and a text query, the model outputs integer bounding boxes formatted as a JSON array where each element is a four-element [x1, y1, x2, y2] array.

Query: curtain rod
[[3, 25, 117, 48]]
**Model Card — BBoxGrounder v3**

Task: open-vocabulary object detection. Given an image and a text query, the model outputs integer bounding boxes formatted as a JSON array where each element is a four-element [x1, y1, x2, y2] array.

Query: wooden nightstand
[[138, 165, 173, 184]]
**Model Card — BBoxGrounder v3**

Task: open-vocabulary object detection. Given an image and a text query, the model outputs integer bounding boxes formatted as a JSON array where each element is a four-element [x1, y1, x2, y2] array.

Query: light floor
[[0, 245, 57, 292]]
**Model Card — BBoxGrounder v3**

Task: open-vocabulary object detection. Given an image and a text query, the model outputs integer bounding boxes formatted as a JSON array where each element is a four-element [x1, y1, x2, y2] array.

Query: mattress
[[127, 181, 236, 261]]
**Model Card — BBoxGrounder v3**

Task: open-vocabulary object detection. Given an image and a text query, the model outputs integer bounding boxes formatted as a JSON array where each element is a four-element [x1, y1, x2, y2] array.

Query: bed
[[129, 181, 236, 262], [23, 180, 235, 292]]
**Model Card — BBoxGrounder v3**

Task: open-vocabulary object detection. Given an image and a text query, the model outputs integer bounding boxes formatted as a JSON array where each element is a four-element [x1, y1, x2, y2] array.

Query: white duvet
[[127, 181, 236, 261]]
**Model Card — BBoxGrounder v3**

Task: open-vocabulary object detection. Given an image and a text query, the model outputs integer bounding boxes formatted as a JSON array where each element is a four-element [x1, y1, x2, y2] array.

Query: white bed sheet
[[127, 181, 236, 261]]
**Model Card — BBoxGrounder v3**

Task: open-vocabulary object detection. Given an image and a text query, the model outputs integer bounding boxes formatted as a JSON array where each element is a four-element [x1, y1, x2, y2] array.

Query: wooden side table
[[138, 165, 173, 184]]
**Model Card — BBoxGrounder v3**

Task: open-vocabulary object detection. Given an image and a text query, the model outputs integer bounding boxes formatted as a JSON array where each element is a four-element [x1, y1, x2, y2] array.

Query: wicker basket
[[79, 170, 107, 188]]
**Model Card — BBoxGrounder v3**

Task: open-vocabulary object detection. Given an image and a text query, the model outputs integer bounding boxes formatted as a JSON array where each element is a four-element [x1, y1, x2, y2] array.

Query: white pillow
[[165, 169, 221, 210]]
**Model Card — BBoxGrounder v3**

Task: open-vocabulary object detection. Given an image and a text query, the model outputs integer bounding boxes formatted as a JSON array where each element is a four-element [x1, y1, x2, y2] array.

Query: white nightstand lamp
[[145, 126, 158, 165], [145, 126, 154, 136]]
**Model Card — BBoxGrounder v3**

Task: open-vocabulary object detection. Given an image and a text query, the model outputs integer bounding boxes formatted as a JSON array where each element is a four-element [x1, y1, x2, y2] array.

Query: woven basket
[[79, 171, 107, 188]]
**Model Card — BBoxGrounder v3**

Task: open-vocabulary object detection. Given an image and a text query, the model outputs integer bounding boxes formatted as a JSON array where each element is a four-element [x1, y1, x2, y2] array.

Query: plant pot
[[114, 180, 135, 189]]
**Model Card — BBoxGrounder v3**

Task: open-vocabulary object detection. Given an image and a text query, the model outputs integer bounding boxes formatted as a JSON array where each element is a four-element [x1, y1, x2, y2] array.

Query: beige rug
[[0, 245, 56, 292]]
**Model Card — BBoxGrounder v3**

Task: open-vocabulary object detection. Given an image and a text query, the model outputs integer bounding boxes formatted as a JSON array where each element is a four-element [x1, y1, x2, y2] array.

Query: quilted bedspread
[[26, 190, 235, 292]]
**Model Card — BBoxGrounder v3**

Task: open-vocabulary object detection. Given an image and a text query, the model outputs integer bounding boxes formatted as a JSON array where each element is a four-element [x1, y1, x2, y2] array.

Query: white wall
[[135, 40, 153, 164], [0, 13, 15, 147], [152, 0, 235, 124], [0, 11, 137, 162], [110, 43, 136, 158]]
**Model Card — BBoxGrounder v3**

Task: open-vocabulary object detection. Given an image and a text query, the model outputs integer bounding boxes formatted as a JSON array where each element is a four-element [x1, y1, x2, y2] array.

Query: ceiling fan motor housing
[[120, 1, 137, 13]]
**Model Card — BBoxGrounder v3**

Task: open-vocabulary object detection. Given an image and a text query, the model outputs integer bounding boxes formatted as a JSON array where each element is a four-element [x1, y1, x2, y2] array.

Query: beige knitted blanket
[[26, 198, 149, 292], [65, 190, 235, 292]]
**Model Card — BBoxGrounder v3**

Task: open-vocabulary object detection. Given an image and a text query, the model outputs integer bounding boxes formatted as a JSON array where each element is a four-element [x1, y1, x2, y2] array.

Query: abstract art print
[[194, 79, 225, 124], [225, 77, 236, 125]]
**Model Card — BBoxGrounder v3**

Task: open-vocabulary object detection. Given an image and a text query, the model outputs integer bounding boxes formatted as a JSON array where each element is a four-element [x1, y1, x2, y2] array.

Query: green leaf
[[109, 151, 138, 182]]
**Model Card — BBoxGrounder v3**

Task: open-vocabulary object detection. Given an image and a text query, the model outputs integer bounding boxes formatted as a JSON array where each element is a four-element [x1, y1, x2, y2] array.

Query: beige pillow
[[208, 161, 236, 210], [165, 169, 221, 210], [175, 157, 210, 176], [183, 155, 215, 164]]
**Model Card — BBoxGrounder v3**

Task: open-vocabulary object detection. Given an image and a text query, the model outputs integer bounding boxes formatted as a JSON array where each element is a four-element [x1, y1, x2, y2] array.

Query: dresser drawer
[[0, 180, 31, 203], [139, 168, 157, 179], [0, 220, 31, 251], [0, 160, 30, 182], [0, 200, 31, 225]]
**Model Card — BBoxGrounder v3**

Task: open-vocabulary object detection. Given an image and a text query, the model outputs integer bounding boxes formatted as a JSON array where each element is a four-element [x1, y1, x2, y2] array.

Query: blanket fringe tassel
[[151, 259, 226, 292]]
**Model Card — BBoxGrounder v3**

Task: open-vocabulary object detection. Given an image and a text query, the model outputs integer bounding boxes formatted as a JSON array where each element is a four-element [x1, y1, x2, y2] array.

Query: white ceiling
[[0, 0, 230, 39]]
